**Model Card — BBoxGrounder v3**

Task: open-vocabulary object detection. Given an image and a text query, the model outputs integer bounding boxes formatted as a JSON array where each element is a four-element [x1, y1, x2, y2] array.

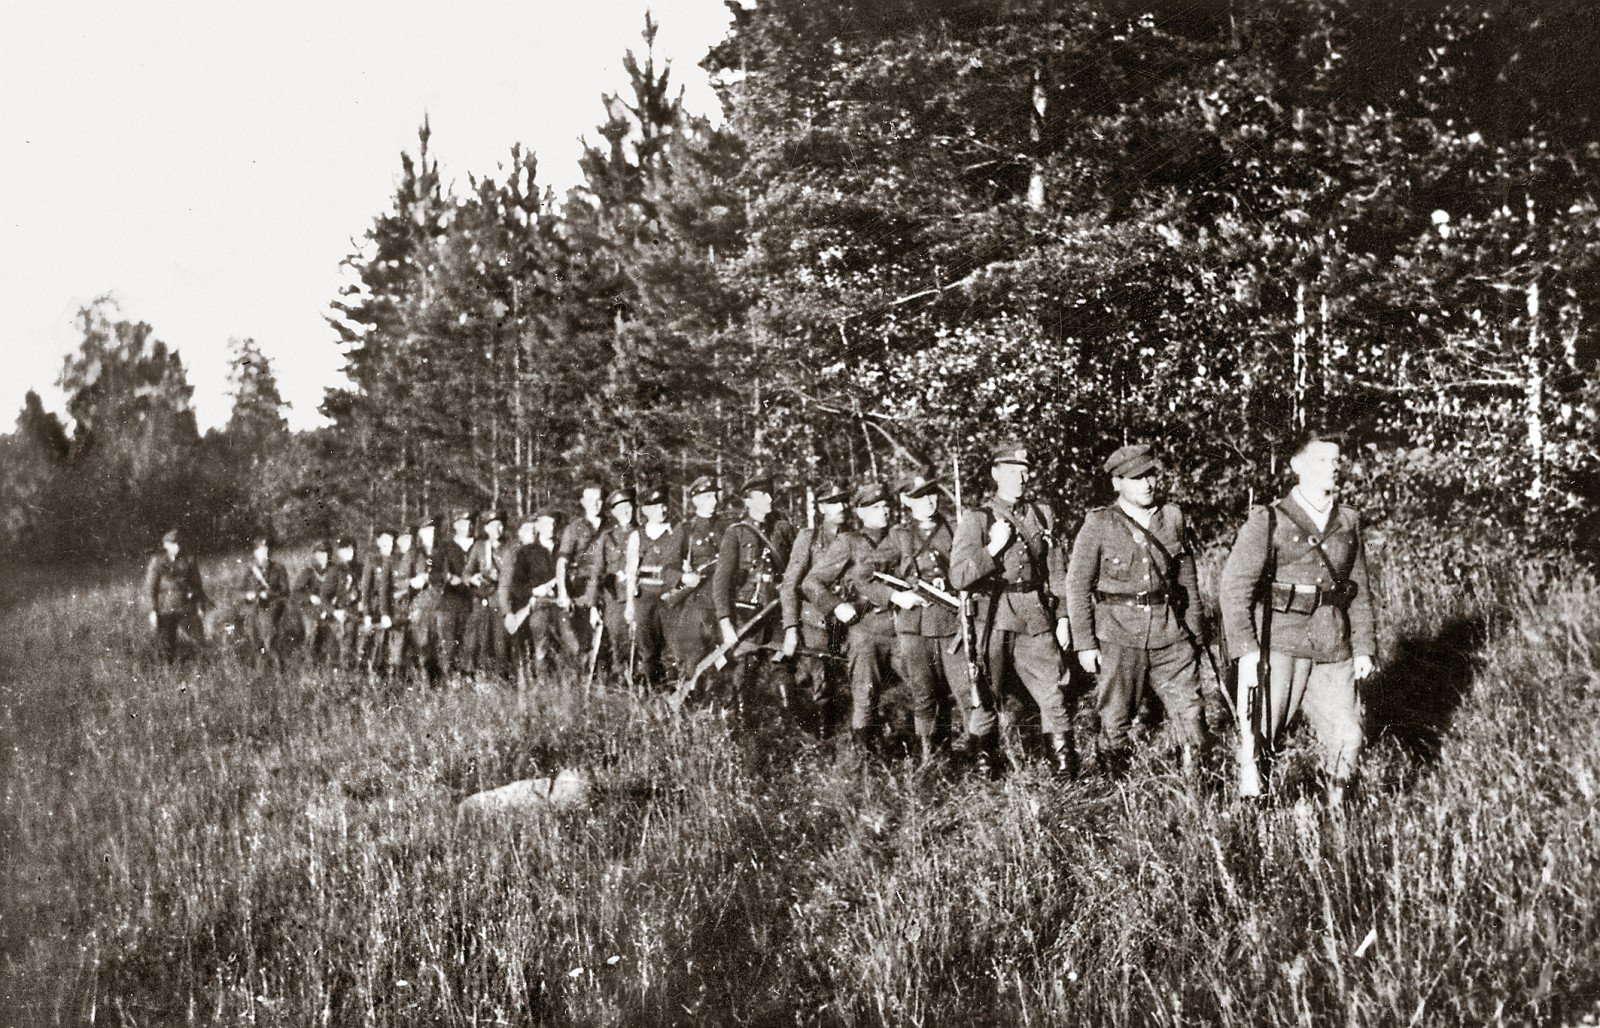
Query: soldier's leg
[[433, 610, 461, 679], [634, 594, 666, 690], [603, 600, 632, 681], [671, 605, 716, 680], [1147, 640, 1205, 753], [937, 638, 974, 748], [898, 633, 942, 748], [1094, 642, 1147, 762], [1011, 629, 1074, 775], [1298, 659, 1362, 788], [845, 624, 884, 735], [1238, 651, 1309, 794]]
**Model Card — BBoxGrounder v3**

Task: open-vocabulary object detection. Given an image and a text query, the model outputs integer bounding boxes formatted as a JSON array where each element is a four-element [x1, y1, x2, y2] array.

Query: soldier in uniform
[[463, 509, 511, 679], [430, 509, 477, 681], [803, 482, 901, 755], [236, 534, 288, 668], [557, 481, 606, 652], [501, 509, 574, 679], [662, 475, 726, 683], [322, 537, 364, 669], [1066, 444, 1207, 776], [404, 518, 439, 680], [781, 481, 851, 735], [582, 489, 638, 679], [359, 528, 399, 675], [713, 471, 796, 714], [1219, 430, 1377, 804], [294, 540, 334, 664], [884, 472, 973, 764], [143, 529, 208, 662], [626, 486, 677, 692], [384, 526, 416, 674], [949, 440, 1076, 777]]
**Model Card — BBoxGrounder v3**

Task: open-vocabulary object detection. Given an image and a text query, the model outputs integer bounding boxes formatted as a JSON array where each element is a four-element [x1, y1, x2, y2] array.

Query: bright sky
[[0, 0, 733, 431]]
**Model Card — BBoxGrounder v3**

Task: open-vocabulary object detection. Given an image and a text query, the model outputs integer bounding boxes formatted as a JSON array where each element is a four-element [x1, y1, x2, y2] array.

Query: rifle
[[668, 599, 780, 713], [953, 448, 983, 709], [871, 571, 961, 609], [503, 578, 559, 636], [661, 559, 717, 608], [1238, 503, 1277, 795], [584, 616, 606, 687]]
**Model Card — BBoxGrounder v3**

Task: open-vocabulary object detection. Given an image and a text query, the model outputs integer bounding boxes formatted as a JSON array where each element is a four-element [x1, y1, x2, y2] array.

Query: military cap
[[606, 487, 636, 509], [688, 474, 720, 497], [813, 480, 850, 505], [250, 533, 274, 549], [897, 471, 941, 499], [638, 486, 668, 507], [335, 536, 356, 550], [161, 528, 182, 544], [373, 526, 396, 540], [852, 482, 890, 508], [395, 525, 414, 538], [450, 508, 475, 528], [739, 469, 775, 496], [311, 539, 331, 555], [479, 509, 506, 528], [1105, 443, 1160, 479], [991, 438, 1030, 466]]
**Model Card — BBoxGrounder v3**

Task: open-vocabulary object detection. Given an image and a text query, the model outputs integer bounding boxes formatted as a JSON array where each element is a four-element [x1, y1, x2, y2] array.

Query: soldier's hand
[[468, 573, 484, 588], [1353, 655, 1375, 680], [1078, 648, 1101, 674], [310, 595, 322, 605], [556, 594, 572, 610], [334, 610, 347, 623], [720, 620, 740, 649], [245, 591, 257, 602], [890, 589, 927, 610], [782, 626, 799, 659], [834, 601, 858, 624], [409, 573, 428, 590], [379, 616, 392, 630], [987, 519, 1013, 556], [503, 613, 518, 634], [681, 570, 702, 588], [1054, 618, 1071, 652]]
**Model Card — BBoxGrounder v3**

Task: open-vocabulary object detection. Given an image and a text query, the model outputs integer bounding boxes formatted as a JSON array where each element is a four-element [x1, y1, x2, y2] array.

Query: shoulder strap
[[1109, 505, 1179, 588], [1274, 499, 1346, 586]]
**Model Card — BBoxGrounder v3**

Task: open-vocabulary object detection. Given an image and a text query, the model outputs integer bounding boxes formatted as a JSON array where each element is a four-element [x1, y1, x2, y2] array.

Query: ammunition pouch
[[1268, 579, 1355, 615]]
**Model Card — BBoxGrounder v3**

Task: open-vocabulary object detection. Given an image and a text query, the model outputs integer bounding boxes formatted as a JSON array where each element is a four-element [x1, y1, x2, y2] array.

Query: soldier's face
[[338, 546, 355, 563], [857, 501, 889, 529], [254, 544, 271, 564], [692, 492, 719, 517], [907, 492, 938, 521], [518, 523, 536, 544], [418, 526, 435, 548], [163, 541, 180, 558], [818, 501, 845, 523], [377, 536, 394, 556], [992, 461, 1029, 498], [612, 502, 635, 525], [485, 521, 503, 542], [454, 518, 474, 538], [1292, 441, 1343, 494], [1114, 471, 1157, 508], [581, 489, 603, 517], [643, 503, 667, 524], [745, 490, 772, 521], [535, 517, 555, 544], [314, 551, 329, 568], [398, 535, 412, 553]]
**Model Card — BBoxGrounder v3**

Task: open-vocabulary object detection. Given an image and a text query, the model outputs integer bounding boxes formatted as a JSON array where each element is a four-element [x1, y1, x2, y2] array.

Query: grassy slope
[[2, 545, 1599, 1026]]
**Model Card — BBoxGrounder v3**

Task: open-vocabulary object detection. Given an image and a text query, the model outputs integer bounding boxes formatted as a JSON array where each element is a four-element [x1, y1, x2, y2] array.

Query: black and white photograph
[[3, 1, 1599, 1024]]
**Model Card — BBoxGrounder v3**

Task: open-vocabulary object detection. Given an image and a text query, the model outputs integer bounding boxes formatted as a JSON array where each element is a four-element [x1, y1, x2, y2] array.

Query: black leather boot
[[1047, 732, 1078, 779], [970, 734, 1001, 779]]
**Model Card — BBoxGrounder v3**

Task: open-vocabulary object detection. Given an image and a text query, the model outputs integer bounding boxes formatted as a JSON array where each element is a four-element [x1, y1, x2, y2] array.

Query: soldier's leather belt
[[1268, 580, 1355, 614], [1002, 582, 1040, 594], [1096, 589, 1169, 608]]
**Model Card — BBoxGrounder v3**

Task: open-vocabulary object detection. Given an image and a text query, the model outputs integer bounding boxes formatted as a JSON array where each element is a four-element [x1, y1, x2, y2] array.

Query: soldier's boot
[[1180, 744, 1201, 782], [1098, 744, 1132, 780], [1047, 732, 1078, 780], [1326, 776, 1350, 808], [969, 733, 1001, 779], [1237, 745, 1266, 799]]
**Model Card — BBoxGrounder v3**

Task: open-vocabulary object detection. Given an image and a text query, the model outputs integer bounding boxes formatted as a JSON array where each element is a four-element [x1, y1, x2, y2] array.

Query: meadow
[[3, 541, 1599, 1026]]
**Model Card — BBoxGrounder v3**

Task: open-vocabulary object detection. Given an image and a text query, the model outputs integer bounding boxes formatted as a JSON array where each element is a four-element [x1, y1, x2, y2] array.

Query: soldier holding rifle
[[663, 475, 727, 686], [1066, 444, 1207, 777], [1219, 430, 1377, 804], [781, 480, 851, 735], [236, 533, 288, 668], [294, 539, 334, 664], [582, 489, 638, 681], [359, 528, 399, 675], [501, 510, 574, 679], [713, 471, 796, 714], [949, 440, 1076, 778]]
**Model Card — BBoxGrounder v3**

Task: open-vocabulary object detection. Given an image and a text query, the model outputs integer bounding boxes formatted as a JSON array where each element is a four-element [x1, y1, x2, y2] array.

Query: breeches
[[1096, 639, 1203, 749]]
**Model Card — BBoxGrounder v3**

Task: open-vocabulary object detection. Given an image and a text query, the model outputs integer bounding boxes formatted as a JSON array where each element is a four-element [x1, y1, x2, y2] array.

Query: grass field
[[3, 543, 1600, 1026]]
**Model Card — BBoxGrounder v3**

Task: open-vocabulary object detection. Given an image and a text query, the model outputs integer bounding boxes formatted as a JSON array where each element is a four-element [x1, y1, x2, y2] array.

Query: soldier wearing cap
[[713, 471, 797, 713], [557, 481, 607, 652], [501, 509, 575, 678], [803, 482, 902, 754], [359, 528, 400, 675], [425, 509, 477, 681], [949, 439, 1076, 776], [1219, 429, 1377, 804], [294, 539, 335, 664], [320, 536, 364, 669], [236, 533, 288, 667], [582, 488, 638, 678], [626, 486, 677, 691], [1066, 444, 1207, 775], [662, 475, 728, 683], [404, 518, 439, 678], [883, 472, 973, 764], [781, 480, 851, 734], [142, 528, 208, 662], [463, 509, 512, 678]]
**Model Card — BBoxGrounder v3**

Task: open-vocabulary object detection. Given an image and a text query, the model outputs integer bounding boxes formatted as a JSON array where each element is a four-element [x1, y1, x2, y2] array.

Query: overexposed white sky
[[0, 0, 733, 430]]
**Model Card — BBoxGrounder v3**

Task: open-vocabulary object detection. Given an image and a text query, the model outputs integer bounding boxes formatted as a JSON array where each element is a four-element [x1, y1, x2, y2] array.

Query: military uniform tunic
[[802, 527, 898, 732], [462, 539, 513, 676], [359, 553, 401, 672], [428, 538, 474, 677], [293, 564, 333, 663], [142, 551, 207, 662], [881, 515, 974, 740], [662, 513, 727, 678], [713, 516, 796, 700], [630, 523, 678, 690], [236, 558, 288, 664], [320, 557, 364, 668], [781, 523, 846, 713], [583, 523, 636, 675], [1065, 503, 1205, 751]]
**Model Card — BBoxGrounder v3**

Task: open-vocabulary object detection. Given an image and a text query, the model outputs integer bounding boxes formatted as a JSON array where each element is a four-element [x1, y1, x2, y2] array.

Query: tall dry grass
[[3, 543, 1599, 1025]]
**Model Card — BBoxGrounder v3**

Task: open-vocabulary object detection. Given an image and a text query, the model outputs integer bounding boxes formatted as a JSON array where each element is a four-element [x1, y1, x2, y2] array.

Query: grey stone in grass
[[458, 770, 593, 817]]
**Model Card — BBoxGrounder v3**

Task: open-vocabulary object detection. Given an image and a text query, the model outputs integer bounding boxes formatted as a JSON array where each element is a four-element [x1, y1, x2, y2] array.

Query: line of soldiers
[[143, 430, 1378, 799]]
